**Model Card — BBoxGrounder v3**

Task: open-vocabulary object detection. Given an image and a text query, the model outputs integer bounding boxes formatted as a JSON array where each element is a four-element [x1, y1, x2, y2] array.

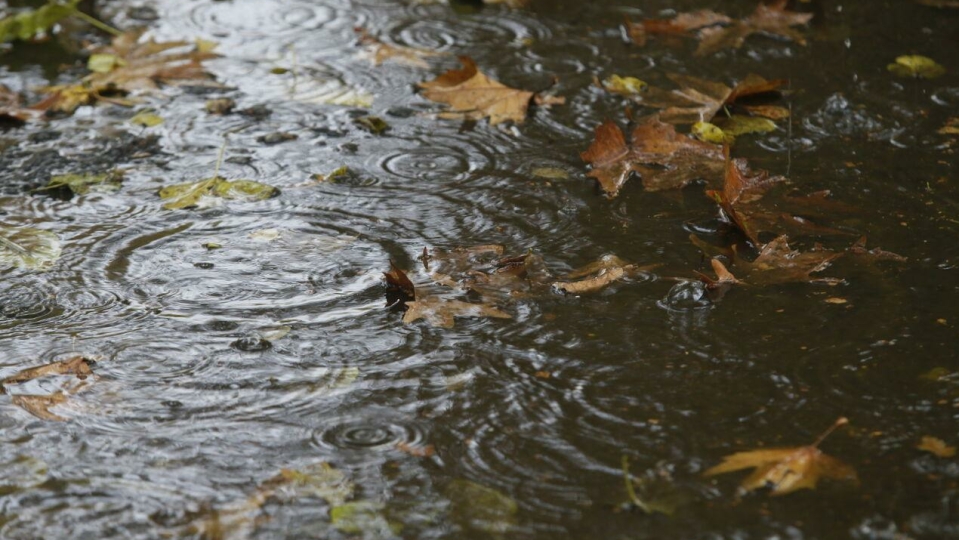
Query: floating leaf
[[0, 84, 40, 126], [621, 456, 683, 516], [445, 479, 517, 534], [130, 110, 163, 127], [917, 436, 956, 458], [630, 73, 788, 125], [87, 53, 124, 73], [357, 28, 444, 69], [626, 9, 731, 47], [940, 117, 959, 135], [705, 147, 786, 246], [602, 74, 648, 96], [552, 254, 657, 294], [0, 225, 62, 271], [418, 56, 563, 125], [695, 0, 813, 56], [888, 55, 946, 79], [705, 417, 857, 495], [354, 115, 390, 135], [691, 121, 732, 144], [1, 356, 96, 421], [0, 0, 79, 43], [205, 97, 236, 115], [39, 169, 124, 196], [158, 176, 279, 210], [402, 297, 511, 328], [384, 260, 416, 300], [531, 167, 569, 180]]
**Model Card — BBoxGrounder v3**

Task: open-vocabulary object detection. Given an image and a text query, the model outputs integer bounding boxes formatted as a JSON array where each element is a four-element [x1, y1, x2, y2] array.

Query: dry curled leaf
[[581, 116, 727, 198], [695, 0, 813, 56], [417, 56, 562, 125], [626, 10, 731, 47], [705, 417, 857, 495], [630, 73, 788, 125], [917, 436, 957, 458]]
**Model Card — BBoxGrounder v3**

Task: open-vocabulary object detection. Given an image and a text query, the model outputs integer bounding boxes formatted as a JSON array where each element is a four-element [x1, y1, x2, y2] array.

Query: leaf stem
[[71, 10, 122, 37], [621, 455, 651, 514], [812, 416, 849, 448], [213, 139, 227, 179]]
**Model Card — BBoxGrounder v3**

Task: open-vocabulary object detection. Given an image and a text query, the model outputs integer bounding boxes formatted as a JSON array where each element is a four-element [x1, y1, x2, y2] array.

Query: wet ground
[[2, 0, 959, 538]]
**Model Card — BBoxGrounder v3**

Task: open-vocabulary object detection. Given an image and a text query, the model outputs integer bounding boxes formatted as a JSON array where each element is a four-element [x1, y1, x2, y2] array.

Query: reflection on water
[[2, 0, 959, 538]]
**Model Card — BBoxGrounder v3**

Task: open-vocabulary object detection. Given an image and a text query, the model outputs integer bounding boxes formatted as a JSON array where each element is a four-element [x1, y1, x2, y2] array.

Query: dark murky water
[[2, 0, 959, 538]]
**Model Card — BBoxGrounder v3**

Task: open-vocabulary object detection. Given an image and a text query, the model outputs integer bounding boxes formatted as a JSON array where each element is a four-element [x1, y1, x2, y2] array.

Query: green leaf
[[887, 55, 946, 79], [130, 110, 163, 127], [158, 177, 278, 210], [331, 500, 403, 538], [41, 170, 124, 196], [0, 225, 62, 271], [0, 1, 79, 43], [444, 479, 517, 534], [691, 121, 731, 144], [87, 53, 123, 73], [274, 462, 354, 506], [354, 115, 390, 135]]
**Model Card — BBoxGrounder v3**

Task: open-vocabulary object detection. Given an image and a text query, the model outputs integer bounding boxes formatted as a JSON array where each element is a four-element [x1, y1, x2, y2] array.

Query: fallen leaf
[[630, 73, 788, 125], [531, 167, 569, 180], [417, 56, 563, 125], [0, 85, 41, 126], [732, 235, 843, 285], [552, 254, 657, 294], [845, 236, 906, 262], [626, 10, 732, 47], [940, 117, 959, 135], [696, 258, 739, 290], [621, 455, 683, 516], [1, 356, 97, 421], [695, 0, 813, 56], [601, 74, 648, 97], [356, 28, 444, 68], [917, 436, 956, 458], [37, 169, 124, 197], [824, 297, 847, 304], [205, 97, 236, 115], [384, 260, 416, 299], [706, 146, 786, 245], [444, 479, 517, 534], [158, 176, 279, 210], [402, 297, 511, 328], [0, 225, 62, 271], [130, 109, 163, 127], [331, 500, 403, 536], [887, 55, 945, 79], [11, 393, 69, 421], [705, 417, 858, 495], [581, 116, 726, 198], [354, 115, 390, 134], [0, 0, 79, 43], [35, 29, 218, 114], [395, 441, 435, 457], [1, 356, 95, 386]]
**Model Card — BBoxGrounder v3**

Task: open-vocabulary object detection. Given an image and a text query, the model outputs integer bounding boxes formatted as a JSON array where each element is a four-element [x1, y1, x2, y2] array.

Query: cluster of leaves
[[625, 0, 814, 56], [384, 246, 657, 327]]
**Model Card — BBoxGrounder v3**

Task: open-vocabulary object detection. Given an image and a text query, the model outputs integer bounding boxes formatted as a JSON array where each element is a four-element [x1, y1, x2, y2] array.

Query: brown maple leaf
[[402, 297, 512, 328], [696, 0, 813, 56], [706, 147, 785, 245], [733, 235, 843, 285], [630, 73, 788, 125], [581, 116, 729, 198], [384, 260, 416, 299], [845, 236, 906, 262], [417, 56, 563, 125], [356, 28, 444, 69], [705, 417, 858, 496], [696, 258, 740, 290], [1, 355, 95, 386], [625, 10, 732, 47], [35, 30, 218, 114], [1, 356, 97, 421]]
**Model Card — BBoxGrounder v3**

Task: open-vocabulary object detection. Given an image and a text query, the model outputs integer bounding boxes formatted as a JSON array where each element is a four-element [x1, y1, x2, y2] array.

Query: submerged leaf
[[917, 436, 957, 458], [39, 170, 124, 196], [417, 56, 562, 125], [695, 0, 813, 56], [445, 479, 517, 534], [402, 297, 511, 328], [357, 28, 444, 69], [0, 225, 62, 271], [602, 75, 648, 97], [158, 177, 279, 210], [626, 9, 732, 47], [552, 254, 657, 294], [1, 356, 97, 421], [705, 417, 857, 495], [887, 55, 946, 79], [130, 110, 163, 127], [630, 73, 788, 125], [384, 260, 416, 299], [331, 500, 403, 537]]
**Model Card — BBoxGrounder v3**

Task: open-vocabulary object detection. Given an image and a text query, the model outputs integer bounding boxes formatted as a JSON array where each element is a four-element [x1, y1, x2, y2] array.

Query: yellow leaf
[[602, 74, 648, 96], [705, 417, 858, 496], [691, 121, 731, 144], [887, 55, 945, 79], [917, 436, 956, 458], [87, 53, 124, 73], [130, 110, 163, 127]]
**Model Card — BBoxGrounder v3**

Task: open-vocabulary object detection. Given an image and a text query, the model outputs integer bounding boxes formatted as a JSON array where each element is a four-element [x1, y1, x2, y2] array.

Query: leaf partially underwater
[[695, 0, 813, 56], [402, 297, 512, 328], [1, 356, 97, 421], [158, 177, 279, 210], [37, 170, 124, 197], [444, 479, 517, 534], [705, 417, 858, 496], [0, 225, 62, 271], [552, 254, 658, 294], [629, 73, 788, 125], [418, 56, 563, 126]]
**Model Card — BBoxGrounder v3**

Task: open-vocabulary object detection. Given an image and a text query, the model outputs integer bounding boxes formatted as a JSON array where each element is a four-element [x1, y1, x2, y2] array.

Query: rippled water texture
[[2, 0, 959, 538]]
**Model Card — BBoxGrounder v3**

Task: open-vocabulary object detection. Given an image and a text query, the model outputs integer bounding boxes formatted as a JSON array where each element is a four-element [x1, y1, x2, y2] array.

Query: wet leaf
[[39, 169, 124, 196], [0, 84, 40, 126], [35, 29, 219, 114], [695, 0, 813, 56], [205, 97, 236, 115], [445, 479, 517, 534], [354, 115, 390, 134], [581, 116, 725, 198], [705, 147, 786, 246], [626, 10, 732, 47], [158, 177, 279, 210], [733, 235, 843, 285], [1, 356, 95, 386], [714, 115, 778, 138], [621, 456, 683, 516], [887, 55, 945, 79], [87, 53, 124, 73], [11, 393, 69, 421], [357, 28, 444, 69], [384, 260, 416, 300], [705, 417, 857, 496], [331, 500, 403, 537], [601, 74, 648, 97], [130, 109, 163, 127], [939, 117, 959, 135], [691, 121, 732, 144], [418, 56, 563, 125], [630, 73, 788, 125], [845, 236, 906, 262], [0, 0, 79, 43], [917, 436, 956, 458], [531, 167, 569, 180], [402, 297, 511, 328], [1, 356, 96, 421], [696, 258, 740, 290], [0, 225, 62, 271], [269, 463, 354, 506], [552, 254, 657, 294]]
